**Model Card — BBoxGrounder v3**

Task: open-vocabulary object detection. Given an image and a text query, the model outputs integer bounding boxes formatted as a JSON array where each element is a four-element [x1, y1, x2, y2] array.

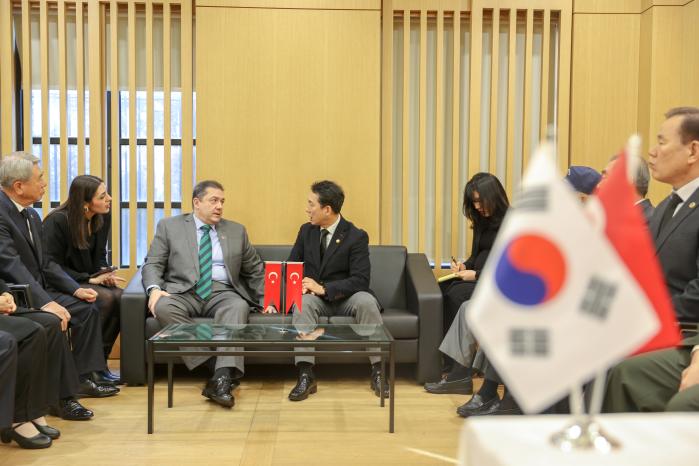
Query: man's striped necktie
[[196, 224, 213, 300]]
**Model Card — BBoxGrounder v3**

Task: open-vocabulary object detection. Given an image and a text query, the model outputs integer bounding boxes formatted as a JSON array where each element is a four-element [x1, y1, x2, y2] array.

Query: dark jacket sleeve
[[671, 246, 699, 322], [323, 230, 371, 302], [464, 222, 500, 279], [288, 225, 305, 262], [42, 213, 91, 283], [0, 216, 53, 307], [95, 216, 111, 270], [0, 277, 8, 294]]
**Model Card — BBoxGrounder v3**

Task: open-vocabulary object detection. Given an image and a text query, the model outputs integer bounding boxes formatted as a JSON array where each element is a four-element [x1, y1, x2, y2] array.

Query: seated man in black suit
[[604, 107, 699, 412], [0, 152, 118, 420], [281, 180, 387, 401]]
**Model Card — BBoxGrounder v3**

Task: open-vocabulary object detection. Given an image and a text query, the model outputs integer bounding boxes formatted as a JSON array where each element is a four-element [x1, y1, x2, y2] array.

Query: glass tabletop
[[149, 323, 393, 343]]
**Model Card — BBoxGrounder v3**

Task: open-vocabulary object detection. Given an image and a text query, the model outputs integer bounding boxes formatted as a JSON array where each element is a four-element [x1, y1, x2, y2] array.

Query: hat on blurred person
[[565, 166, 602, 195]]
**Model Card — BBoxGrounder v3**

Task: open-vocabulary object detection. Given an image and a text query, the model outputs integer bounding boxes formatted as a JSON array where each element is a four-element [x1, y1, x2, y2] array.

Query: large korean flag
[[466, 144, 659, 413]]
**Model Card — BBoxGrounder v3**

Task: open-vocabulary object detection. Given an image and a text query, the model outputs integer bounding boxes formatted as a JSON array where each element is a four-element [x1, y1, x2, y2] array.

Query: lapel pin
[[689, 202, 696, 209], [336, 239, 341, 244]]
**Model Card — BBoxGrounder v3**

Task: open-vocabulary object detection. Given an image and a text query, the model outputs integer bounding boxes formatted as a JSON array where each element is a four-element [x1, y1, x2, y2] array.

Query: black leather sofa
[[120, 245, 442, 384]]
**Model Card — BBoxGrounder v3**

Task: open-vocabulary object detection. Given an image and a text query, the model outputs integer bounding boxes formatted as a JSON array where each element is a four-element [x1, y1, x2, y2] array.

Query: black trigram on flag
[[580, 276, 617, 320], [510, 328, 549, 357], [514, 186, 548, 212]]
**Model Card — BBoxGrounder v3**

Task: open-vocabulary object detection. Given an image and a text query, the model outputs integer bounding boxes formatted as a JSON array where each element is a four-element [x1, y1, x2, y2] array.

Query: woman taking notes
[[439, 173, 509, 371], [43, 175, 124, 383]]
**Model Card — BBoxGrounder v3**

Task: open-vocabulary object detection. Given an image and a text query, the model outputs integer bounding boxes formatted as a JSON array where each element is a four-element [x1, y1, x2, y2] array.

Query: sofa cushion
[[368, 246, 406, 309], [253, 245, 408, 311], [329, 308, 417, 339]]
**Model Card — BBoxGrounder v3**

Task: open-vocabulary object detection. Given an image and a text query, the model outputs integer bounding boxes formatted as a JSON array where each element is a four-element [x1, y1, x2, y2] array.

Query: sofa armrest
[[120, 268, 148, 385], [405, 253, 442, 383], [7, 283, 32, 309]]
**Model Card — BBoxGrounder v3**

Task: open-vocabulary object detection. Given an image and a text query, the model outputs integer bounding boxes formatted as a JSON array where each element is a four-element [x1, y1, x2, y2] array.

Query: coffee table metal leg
[[147, 341, 154, 434], [380, 351, 386, 408], [389, 341, 395, 433], [167, 360, 173, 408]]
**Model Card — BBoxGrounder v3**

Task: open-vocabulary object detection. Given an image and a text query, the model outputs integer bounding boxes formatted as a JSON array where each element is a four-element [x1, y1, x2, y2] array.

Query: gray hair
[[607, 153, 650, 198], [634, 156, 650, 198], [0, 151, 40, 189]]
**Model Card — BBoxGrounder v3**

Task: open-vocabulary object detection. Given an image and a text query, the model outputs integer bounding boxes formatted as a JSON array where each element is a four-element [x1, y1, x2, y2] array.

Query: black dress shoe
[[493, 391, 523, 416], [370, 370, 390, 398], [456, 394, 501, 418], [201, 374, 235, 408], [50, 399, 94, 421], [92, 370, 123, 385], [288, 373, 317, 401], [424, 377, 473, 395], [0, 424, 52, 449], [31, 422, 60, 439], [77, 378, 120, 398]]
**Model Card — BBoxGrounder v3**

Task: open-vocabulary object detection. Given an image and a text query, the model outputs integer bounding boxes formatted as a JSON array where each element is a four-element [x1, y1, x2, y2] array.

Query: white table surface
[[459, 413, 699, 466]]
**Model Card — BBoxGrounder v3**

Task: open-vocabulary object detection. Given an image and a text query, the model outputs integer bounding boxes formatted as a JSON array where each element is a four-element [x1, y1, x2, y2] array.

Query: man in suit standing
[[0, 152, 118, 420], [603, 106, 699, 412], [142, 180, 267, 408], [285, 180, 387, 401]]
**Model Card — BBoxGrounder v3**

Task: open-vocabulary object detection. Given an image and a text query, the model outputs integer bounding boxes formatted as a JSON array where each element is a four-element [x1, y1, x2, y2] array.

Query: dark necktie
[[319, 229, 330, 260], [196, 224, 213, 300], [657, 193, 682, 238], [21, 209, 34, 245]]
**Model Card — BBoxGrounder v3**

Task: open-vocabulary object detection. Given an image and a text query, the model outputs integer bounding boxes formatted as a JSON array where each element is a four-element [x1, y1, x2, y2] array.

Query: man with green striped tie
[[142, 180, 268, 408]]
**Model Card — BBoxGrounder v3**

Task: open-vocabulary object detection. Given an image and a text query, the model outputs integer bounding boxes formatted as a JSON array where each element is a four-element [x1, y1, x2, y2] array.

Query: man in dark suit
[[603, 106, 699, 412], [283, 180, 386, 401], [0, 152, 118, 420], [142, 180, 268, 408], [602, 154, 655, 223]]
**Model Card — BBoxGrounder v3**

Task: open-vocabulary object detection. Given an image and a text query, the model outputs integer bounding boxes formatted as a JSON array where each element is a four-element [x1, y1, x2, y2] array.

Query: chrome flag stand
[[550, 371, 620, 452]]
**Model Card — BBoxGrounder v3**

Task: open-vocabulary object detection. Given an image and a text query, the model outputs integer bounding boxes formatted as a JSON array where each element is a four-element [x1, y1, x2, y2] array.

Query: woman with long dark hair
[[43, 175, 124, 383], [441, 173, 509, 330], [431, 173, 509, 385]]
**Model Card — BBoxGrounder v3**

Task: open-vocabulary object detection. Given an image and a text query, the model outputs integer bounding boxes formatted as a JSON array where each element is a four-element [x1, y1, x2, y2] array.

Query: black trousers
[[49, 290, 106, 375], [81, 283, 122, 359], [12, 310, 80, 402], [440, 279, 477, 336], [0, 330, 17, 428], [0, 315, 48, 426]]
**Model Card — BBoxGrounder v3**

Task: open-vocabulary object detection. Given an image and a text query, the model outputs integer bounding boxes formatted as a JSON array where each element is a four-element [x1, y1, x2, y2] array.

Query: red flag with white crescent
[[263, 262, 282, 311], [593, 147, 681, 353], [285, 262, 303, 314]]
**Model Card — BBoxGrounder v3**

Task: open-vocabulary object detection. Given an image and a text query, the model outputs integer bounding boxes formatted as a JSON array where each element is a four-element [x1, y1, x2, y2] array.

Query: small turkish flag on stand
[[285, 262, 303, 314], [263, 262, 282, 311]]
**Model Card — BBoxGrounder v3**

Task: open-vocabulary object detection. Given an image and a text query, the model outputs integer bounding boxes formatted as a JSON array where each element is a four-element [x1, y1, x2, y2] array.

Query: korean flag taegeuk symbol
[[494, 233, 566, 307]]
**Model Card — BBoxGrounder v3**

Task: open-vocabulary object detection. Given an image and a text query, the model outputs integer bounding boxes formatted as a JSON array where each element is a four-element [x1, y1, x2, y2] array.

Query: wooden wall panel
[[196, 6, 381, 244], [572, 0, 699, 205], [570, 13, 640, 169]]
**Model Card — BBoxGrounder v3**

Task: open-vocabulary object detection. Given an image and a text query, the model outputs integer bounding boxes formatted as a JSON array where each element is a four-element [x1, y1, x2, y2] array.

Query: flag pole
[[550, 381, 620, 451], [588, 369, 608, 416]]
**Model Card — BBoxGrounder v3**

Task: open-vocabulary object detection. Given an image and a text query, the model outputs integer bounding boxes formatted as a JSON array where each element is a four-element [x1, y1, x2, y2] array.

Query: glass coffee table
[[146, 323, 395, 433]]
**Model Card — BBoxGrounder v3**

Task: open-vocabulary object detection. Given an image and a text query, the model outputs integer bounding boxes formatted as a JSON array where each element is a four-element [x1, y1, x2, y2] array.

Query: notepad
[[437, 273, 457, 283]]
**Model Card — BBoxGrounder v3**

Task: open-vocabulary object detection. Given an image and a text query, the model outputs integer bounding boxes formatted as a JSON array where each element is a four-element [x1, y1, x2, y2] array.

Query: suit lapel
[[26, 209, 43, 262], [320, 217, 348, 274], [184, 214, 200, 275], [655, 188, 699, 252], [309, 225, 321, 268], [216, 221, 234, 281], [0, 191, 41, 262]]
